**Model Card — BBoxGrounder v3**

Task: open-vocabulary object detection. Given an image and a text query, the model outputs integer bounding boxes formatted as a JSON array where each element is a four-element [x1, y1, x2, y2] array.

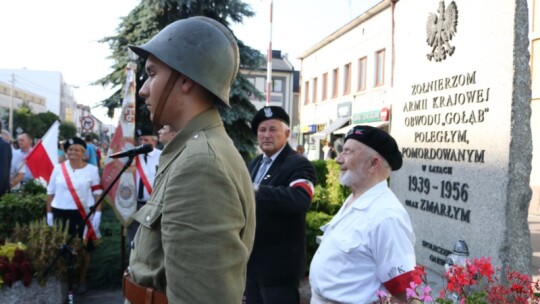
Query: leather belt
[[123, 271, 168, 304]]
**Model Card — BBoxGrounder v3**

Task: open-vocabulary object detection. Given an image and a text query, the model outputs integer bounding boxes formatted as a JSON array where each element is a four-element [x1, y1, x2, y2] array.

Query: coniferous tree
[[94, 0, 263, 160]]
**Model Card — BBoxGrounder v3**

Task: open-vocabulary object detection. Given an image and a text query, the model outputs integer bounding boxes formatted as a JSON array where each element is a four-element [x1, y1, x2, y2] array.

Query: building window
[[271, 79, 283, 92], [262, 78, 283, 92], [375, 49, 385, 87], [304, 81, 310, 105], [343, 63, 351, 95], [358, 57, 367, 91], [313, 77, 318, 103], [322, 73, 328, 101], [332, 68, 339, 98]]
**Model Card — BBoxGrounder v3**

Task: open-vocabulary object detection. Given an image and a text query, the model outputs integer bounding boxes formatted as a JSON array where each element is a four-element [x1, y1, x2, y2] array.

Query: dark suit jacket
[[247, 143, 316, 286], [0, 139, 12, 195]]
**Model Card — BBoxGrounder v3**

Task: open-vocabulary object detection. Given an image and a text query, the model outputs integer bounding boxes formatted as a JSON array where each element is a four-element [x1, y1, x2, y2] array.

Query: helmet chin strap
[[152, 70, 180, 133]]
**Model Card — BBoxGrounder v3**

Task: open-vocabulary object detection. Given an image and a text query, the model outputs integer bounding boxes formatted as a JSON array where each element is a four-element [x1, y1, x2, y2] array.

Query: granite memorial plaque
[[390, 0, 532, 275]]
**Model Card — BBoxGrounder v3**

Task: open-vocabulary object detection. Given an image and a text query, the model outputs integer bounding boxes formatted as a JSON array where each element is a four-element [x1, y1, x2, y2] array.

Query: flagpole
[[265, 0, 273, 106]]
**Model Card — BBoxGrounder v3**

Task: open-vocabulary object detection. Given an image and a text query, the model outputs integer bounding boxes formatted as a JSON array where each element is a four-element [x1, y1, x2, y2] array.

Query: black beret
[[345, 125, 402, 171], [64, 137, 87, 151], [136, 126, 154, 137], [251, 106, 290, 134]]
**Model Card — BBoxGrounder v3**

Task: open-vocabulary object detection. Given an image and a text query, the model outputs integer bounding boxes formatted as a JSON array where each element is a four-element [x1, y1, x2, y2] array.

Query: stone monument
[[390, 0, 532, 277]]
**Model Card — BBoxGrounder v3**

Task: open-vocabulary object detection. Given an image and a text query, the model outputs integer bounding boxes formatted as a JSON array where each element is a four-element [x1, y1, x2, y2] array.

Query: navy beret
[[251, 106, 290, 134], [345, 125, 402, 171], [64, 137, 87, 151]]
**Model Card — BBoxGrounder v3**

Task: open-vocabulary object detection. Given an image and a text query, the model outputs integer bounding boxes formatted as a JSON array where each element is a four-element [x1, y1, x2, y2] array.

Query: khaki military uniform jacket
[[127, 108, 256, 304]]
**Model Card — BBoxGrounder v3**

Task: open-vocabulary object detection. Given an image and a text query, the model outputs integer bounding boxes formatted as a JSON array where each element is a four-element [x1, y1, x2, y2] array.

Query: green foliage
[[94, 0, 261, 161], [35, 112, 59, 136], [10, 220, 83, 285], [305, 211, 333, 274], [311, 160, 328, 188], [0, 192, 46, 239], [59, 121, 77, 140], [12, 104, 60, 139], [325, 160, 351, 211], [310, 160, 349, 215], [305, 160, 351, 275], [85, 205, 124, 289], [19, 179, 47, 195], [83, 132, 99, 141]]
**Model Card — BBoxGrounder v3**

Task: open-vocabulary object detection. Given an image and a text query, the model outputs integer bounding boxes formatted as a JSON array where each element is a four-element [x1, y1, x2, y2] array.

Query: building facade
[[239, 50, 299, 145], [0, 69, 77, 123], [0, 81, 48, 133], [298, 0, 393, 160]]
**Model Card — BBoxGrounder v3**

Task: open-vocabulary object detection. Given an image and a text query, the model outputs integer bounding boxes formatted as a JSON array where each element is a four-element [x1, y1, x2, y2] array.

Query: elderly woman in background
[[46, 137, 103, 295]]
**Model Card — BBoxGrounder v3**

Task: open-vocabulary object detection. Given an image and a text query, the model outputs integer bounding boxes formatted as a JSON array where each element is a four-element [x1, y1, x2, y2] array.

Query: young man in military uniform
[[245, 106, 317, 304], [123, 16, 256, 304]]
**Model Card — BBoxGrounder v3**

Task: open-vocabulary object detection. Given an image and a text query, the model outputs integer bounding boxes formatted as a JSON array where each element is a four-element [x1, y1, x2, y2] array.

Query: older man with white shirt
[[127, 126, 162, 244], [309, 125, 416, 304]]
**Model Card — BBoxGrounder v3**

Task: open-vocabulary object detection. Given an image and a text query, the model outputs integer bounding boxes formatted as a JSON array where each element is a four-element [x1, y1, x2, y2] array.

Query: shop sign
[[352, 110, 381, 124], [337, 102, 352, 118]]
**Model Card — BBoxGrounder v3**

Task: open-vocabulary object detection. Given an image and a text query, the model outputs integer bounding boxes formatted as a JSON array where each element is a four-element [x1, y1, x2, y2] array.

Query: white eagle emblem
[[264, 107, 273, 118], [426, 0, 458, 62]]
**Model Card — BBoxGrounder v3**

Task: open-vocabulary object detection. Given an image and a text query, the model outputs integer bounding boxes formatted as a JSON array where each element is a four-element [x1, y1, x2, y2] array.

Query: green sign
[[352, 110, 381, 123]]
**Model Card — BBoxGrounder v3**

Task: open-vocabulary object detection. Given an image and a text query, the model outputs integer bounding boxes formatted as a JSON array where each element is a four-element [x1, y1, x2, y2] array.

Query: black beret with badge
[[136, 125, 155, 137], [64, 137, 87, 151], [251, 106, 290, 134], [345, 125, 403, 171]]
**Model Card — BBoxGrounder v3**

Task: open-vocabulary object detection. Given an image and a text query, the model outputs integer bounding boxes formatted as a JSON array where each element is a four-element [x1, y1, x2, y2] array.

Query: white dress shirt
[[136, 148, 162, 201], [309, 180, 416, 304], [10, 148, 26, 190]]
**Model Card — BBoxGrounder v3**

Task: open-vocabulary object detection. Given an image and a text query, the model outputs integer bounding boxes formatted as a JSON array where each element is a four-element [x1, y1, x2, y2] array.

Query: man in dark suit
[[0, 121, 12, 196], [245, 106, 317, 304]]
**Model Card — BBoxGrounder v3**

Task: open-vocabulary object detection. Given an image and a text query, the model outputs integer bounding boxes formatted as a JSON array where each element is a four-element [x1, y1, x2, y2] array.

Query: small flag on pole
[[25, 120, 60, 183]]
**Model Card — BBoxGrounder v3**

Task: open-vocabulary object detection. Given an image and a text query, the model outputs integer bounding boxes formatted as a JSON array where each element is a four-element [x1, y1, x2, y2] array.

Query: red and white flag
[[25, 120, 60, 183]]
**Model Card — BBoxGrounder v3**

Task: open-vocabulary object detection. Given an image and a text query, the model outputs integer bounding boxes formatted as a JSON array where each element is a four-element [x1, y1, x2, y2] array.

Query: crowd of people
[[0, 15, 418, 304], [0, 121, 177, 295]]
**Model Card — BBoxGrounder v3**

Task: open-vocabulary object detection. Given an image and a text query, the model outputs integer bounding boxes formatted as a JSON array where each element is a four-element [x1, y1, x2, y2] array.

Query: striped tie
[[254, 157, 271, 184]]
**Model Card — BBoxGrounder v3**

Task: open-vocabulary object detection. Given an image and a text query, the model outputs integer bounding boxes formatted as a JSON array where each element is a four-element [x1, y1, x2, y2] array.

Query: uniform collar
[[157, 108, 222, 175]]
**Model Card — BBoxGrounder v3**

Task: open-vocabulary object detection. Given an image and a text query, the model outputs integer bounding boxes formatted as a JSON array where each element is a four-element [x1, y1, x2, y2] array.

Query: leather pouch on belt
[[132, 200, 163, 229]]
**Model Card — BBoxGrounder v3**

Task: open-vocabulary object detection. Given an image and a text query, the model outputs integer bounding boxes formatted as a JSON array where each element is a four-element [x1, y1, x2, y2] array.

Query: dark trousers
[[244, 270, 299, 304], [52, 208, 95, 252]]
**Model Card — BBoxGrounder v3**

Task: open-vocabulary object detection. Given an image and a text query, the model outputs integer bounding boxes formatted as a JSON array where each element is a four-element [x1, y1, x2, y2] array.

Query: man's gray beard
[[339, 170, 351, 186]]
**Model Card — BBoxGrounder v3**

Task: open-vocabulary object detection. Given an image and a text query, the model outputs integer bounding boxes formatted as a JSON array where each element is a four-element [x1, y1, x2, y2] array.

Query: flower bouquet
[[376, 257, 540, 303]]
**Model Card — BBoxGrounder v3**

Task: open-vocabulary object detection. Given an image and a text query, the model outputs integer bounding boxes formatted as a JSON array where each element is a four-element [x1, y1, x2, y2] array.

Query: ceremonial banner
[[101, 61, 137, 227]]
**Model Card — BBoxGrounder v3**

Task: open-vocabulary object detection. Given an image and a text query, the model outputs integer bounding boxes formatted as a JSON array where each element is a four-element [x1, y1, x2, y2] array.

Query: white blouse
[[47, 162, 103, 210]]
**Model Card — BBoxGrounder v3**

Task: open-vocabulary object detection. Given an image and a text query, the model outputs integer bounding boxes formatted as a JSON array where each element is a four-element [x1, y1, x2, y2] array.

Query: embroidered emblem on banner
[[426, 0, 458, 62]]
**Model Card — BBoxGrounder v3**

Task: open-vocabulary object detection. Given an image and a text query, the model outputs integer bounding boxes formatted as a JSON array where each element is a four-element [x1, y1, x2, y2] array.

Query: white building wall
[[0, 69, 77, 122], [299, 0, 393, 159]]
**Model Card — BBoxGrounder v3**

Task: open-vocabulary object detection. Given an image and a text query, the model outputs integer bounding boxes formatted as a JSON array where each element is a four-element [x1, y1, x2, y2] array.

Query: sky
[[0, 0, 380, 126]]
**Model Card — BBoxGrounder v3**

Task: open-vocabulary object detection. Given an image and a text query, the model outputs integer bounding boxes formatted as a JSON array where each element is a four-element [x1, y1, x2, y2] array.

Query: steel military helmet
[[129, 16, 240, 106]]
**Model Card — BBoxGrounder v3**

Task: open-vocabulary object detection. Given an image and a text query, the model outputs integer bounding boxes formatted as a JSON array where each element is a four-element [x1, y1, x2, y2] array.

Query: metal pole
[[265, 0, 273, 106]]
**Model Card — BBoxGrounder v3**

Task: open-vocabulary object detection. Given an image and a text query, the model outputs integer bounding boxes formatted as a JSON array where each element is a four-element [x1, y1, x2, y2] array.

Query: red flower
[[475, 257, 495, 281], [22, 273, 32, 287]]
